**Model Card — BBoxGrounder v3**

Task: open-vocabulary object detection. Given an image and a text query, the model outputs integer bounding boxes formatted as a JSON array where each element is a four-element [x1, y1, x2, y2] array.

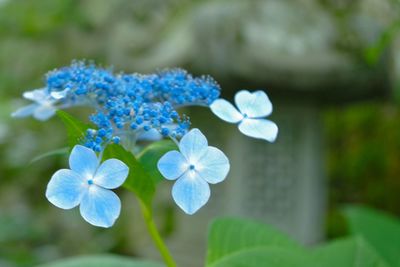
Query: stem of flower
[[139, 201, 177, 267]]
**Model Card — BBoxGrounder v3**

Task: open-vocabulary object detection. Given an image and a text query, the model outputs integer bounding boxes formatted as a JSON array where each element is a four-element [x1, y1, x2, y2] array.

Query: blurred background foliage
[[325, 103, 400, 238], [0, 0, 400, 266]]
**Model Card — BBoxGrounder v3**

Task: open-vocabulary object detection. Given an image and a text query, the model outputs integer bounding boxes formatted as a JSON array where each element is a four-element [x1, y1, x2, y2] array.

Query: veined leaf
[[137, 140, 178, 183], [211, 237, 388, 267], [312, 237, 389, 267], [103, 144, 155, 209], [344, 205, 400, 267], [206, 217, 389, 267], [209, 247, 308, 267], [206, 217, 300, 265], [56, 110, 91, 148], [37, 255, 163, 267]]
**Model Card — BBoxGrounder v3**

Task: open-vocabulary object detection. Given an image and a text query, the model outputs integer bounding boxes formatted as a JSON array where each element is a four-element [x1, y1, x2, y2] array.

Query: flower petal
[[33, 105, 56, 121], [11, 104, 38, 118], [23, 88, 47, 103], [157, 151, 188, 180], [46, 169, 86, 209], [238, 118, 278, 142], [94, 159, 129, 189], [51, 89, 69, 100], [210, 99, 243, 123], [235, 90, 273, 118], [137, 128, 163, 141], [197, 146, 230, 184], [69, 145, 99, 179], [179, 128, 208, 163], [137, 124, 178, 141], [79, 185, 121, 228], [172, 172, 210, 215]]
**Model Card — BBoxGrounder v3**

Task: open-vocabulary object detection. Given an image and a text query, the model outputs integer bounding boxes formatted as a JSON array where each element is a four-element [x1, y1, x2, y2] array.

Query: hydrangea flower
[[14, 62, 282, 222], [157, 129, 230, 214], [210, 90, 278, 142], [12, 61, 223, 151], [12, 89, 58, 121], [46, 145, 129, 228]]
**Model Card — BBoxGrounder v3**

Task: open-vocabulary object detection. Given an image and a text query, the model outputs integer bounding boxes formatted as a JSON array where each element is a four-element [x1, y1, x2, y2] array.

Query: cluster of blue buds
[[13, 61, 219, 151], [13, 60, 278, 227]]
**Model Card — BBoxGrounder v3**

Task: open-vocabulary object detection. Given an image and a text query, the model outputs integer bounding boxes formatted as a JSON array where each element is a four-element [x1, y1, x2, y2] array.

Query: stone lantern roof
[[105, 0, 395, 103]]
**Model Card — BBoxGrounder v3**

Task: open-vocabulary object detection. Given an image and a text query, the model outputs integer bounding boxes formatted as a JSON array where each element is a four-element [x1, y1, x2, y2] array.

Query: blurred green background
[[0, 0, 400, 266]]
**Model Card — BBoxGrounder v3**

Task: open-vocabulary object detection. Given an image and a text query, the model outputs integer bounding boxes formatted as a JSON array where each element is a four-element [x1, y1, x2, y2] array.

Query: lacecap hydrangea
[[13, 60, 278, 227]]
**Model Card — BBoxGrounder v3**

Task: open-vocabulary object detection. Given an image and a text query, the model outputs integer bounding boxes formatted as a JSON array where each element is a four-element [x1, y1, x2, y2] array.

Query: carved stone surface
[[225, 102, 326, 244]]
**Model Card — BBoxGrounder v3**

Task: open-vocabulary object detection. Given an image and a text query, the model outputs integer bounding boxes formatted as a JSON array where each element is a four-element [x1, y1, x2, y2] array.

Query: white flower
[[210, 90, 278, 142], [11, 89, 59, 121], [46, 145, 129, 228], [157, 129, 230, 214]]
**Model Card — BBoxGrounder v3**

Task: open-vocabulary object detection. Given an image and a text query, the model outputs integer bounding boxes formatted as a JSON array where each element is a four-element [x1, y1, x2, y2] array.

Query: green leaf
[[57, 110, 91, 148], [30, 147, 69, 164], [312, 237, 389, 267], [209, 247, 308, 267], [209, 237, 388, 267], [37, 255, 164, 267], [137, 140, 178, 183], [206, 217, 300, 265], [206, 217, 390, 267], [343, 205, 400, 267], [103, 144, 155, 208]]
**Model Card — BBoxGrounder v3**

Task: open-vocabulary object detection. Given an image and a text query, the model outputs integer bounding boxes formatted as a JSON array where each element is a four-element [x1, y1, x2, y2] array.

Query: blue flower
[[157, 129, 230, 214], [46, 145, 129, 228], [13, 61, 224, 152], [210, 90, 278, 142], [12, 89, 58, 121]]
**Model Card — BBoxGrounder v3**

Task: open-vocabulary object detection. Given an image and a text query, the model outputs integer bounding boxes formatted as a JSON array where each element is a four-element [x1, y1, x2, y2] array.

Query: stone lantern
[[98, 0, 395, 266]]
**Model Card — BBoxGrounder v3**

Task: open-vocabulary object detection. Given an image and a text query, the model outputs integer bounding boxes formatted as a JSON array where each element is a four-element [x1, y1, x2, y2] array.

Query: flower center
[[243, 113, 248, 118], [189, 164, 196, 171], [87, 179, 94, 185]]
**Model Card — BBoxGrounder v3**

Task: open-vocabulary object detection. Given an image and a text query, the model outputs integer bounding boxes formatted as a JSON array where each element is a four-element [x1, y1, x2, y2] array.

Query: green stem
[[139, 201, 177, 267]]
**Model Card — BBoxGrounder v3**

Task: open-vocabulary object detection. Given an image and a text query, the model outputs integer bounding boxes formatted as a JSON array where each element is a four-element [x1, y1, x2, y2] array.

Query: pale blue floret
[[11, 88, 59, 121], [210, 90, 279, 142], [46, 145, 129, 228], [157, 129, 230, 214]]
